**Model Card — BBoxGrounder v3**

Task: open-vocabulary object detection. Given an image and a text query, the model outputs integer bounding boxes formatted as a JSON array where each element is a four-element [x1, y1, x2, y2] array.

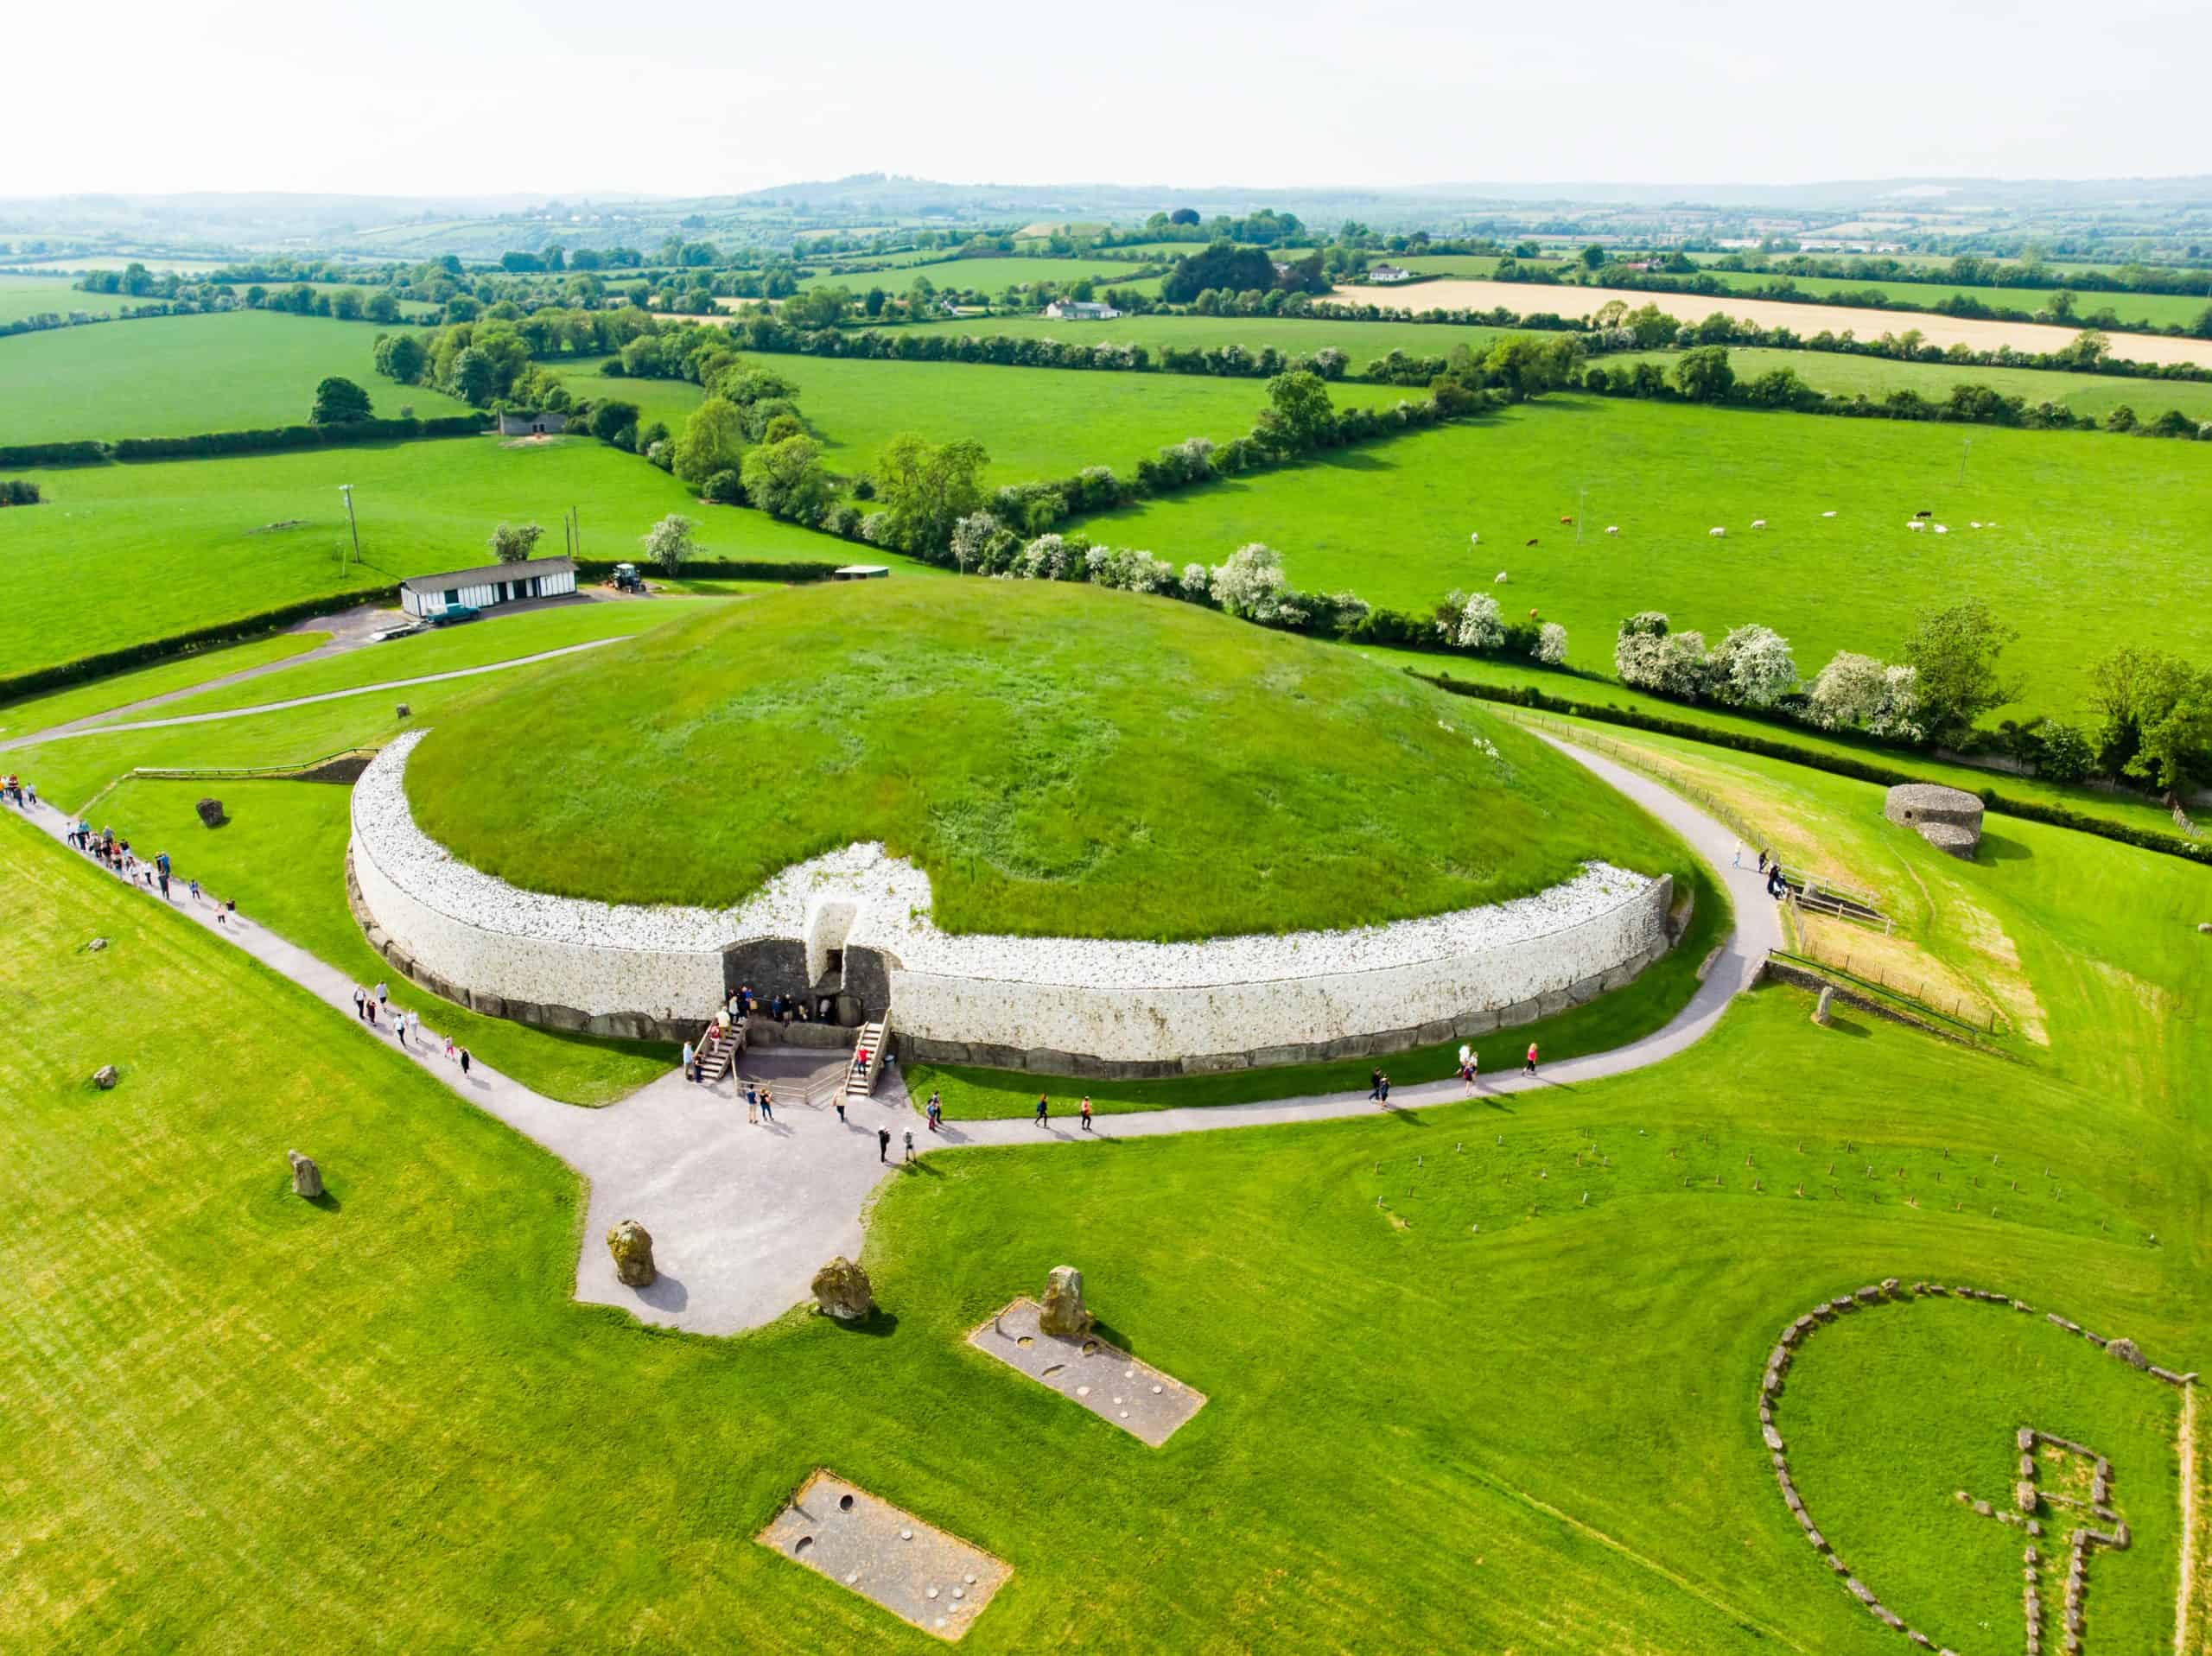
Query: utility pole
[[1957, 438, 1970, 488], [1577, 485, 1586, 545], [338, 484, 360, 572]]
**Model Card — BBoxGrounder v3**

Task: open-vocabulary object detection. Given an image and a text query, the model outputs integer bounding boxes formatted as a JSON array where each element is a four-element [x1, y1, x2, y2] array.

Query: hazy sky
[[8, 0, 2205, 197]]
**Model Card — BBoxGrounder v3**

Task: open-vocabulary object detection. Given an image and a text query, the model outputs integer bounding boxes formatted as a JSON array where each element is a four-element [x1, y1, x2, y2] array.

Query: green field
[[1609, 344, 2212, 423], [0, 310, 471, 446], [561, 352, 1389, 491], [0, 273, 123, 325], [408, 579, 1684, 937], [0, 631, 324, 740], [1087, 392, 2212, 713], [1695, 267, 2212, 333], [7, 718, 2205, 1647], [894, 310, 1510, 365], [800, 255, 1166, 298], [0, 435, 853, 679]]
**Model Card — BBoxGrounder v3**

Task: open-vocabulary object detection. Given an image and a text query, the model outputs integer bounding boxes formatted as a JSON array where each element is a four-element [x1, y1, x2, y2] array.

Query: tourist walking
[[903, 1130, 914, 1163], [1378, 1073, 1390, 1104], [681, 1039, 696, 1082], [1459, 1046, 1478, 1092], [834, 1096, 848, 1124], [1034, 1094, 1049, 1128], [760, 1086, 775, 1123], [1080, 1096, 1093, 1133], [1524, 1042, 1539, 1077], [375, 981, 387, 1012], [353, 986, 367, 1020], [444, 1035, 458, 1063], [1367, 1067, 1383, 1101], [878, 1126, 891, 1163], [747, 1082, 759, 1124], [1732, 841, 1742, 868], [926, 1090, 942, 1132], [459, 1048, 473, 1078], [188, 878, 200, 904]]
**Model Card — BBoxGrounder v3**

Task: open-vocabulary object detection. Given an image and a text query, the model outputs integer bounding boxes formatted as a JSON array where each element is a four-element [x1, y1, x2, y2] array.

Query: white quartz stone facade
[[353, 733, 1675, 1067]]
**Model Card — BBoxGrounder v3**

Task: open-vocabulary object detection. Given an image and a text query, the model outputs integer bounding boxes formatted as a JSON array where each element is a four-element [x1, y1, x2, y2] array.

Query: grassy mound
[[406, 579, 1680, 939]]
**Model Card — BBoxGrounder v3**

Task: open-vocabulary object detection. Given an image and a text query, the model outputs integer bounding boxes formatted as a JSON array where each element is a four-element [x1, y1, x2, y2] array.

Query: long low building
[[399, 556, 577, 619]]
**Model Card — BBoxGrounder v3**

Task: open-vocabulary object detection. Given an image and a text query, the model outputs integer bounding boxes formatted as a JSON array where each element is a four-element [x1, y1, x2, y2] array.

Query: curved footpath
[[17, 735, 1785, 1336]]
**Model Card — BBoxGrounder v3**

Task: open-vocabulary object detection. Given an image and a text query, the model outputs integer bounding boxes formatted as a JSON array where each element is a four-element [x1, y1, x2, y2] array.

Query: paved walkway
[[1, 638, 622, 751], [14, 736, 1785, 1336]]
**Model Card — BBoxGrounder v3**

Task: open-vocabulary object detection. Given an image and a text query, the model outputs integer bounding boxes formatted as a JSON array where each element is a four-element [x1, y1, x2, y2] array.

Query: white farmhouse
[[399, 556, 578, 619], [1040, 299, 1122, 320]]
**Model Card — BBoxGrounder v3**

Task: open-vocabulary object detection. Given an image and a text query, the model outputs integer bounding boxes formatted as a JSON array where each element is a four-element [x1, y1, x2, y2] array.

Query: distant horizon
[[8, 0, 2206, 199]]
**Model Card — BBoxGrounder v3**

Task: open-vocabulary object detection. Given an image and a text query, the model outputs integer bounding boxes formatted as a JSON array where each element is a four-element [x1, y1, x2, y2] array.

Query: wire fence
[[1774, 945, 2002, 1036], [1503, 710, 1894, 937]]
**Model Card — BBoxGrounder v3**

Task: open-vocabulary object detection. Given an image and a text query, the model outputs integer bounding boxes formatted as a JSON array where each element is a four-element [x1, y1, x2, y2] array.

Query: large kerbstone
[[810, 1255, 875, 1320], [195, 796, 226, 828], [92, 1063, 118, 1090], [607, 1219, 656, 1286], [1039, 1266, 1095, 1337], [288, 1150, 323, 1198]]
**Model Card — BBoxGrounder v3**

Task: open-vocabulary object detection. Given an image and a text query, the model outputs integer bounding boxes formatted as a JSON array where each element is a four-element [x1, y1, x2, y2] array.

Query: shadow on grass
[[1820, 1013, 1875, 1040], [304, 1189, 343, 1212], [833, 1310, 902, 1339], [1980, 831, 2033, 863]]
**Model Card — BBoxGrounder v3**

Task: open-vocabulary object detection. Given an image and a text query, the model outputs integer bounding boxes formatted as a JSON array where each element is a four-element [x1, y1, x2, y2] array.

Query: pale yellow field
[[1319, 279, 2212, 370]]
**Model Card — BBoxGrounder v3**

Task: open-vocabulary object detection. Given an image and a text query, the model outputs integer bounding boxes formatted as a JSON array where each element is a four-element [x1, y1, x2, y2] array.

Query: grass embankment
[[1088, 392, 2212, 713], [0, 434, 853, 680], [407, 580, 1677, 937], [4, 808, 2203, 1651], [0, 310, 472, 446]]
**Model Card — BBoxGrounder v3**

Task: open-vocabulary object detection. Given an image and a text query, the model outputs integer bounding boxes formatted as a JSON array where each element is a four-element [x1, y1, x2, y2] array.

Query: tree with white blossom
[[1208, 542, 1307, 625], [1535, 621, 1569, 664], [1709, 624, 1798, 708], [1448, 590, 1505, 651]]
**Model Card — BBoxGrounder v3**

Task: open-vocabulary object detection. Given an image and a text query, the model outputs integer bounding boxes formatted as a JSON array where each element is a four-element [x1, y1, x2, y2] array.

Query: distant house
[[1040, 299, 1121, 320], [496, 409, 569, 436], [1368, 263, 1413, 284], [398, 556, 578, 619]]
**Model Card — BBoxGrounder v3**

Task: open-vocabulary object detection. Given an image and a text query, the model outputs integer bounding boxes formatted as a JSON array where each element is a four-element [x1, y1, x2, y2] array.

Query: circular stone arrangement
[[351, 732, 1677, 1072], [1883, 783, 1985, 860]]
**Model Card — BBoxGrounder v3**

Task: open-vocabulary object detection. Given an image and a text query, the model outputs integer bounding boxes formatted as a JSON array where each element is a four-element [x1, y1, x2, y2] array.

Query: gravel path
[[0, 638, 620, 750], [14, 733, 1784, 1336]]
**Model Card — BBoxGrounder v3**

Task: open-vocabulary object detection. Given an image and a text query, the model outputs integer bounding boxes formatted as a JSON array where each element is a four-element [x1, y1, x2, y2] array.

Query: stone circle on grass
[[1759, 1277, 2195, 1652], [757, 1469, 1010, 1641]]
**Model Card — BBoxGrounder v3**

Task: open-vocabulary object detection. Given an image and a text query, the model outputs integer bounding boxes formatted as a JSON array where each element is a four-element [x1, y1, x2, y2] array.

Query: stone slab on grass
[[968, 1297, 1206, 1447], [756, 1469, 1010, 1642]]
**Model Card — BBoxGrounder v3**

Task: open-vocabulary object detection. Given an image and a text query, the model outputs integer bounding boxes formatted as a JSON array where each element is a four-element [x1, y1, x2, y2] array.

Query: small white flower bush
[[1536, 621, 1570, 664], [1711, 624, 1798, 709], [1209, 542, 1307, 626], [1449, 591, 1505, 651]]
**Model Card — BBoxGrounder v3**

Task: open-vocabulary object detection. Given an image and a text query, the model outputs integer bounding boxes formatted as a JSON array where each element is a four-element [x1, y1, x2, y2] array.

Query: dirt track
[[1320, 279, 2212, 371]]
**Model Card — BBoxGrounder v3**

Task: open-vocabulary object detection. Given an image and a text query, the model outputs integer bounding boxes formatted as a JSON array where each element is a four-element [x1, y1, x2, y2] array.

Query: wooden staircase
[[696, 1019, 743, 1083], [844, 1020, 889, 1100]]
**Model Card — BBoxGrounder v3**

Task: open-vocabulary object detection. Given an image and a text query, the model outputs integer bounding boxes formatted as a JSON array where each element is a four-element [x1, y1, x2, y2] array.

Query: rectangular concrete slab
[[968, 1298, 1207, 1447], [756, 1469, 1011, 1641]]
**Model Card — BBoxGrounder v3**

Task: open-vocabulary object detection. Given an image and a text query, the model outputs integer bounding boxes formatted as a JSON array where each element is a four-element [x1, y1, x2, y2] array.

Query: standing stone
[[2015, 1480, 2037, 1513], [395, 703, 412, 720], [2105, 1337, 2149, 1370], [87, 937, 108, 953], [195, 796, 226, 828], [288, 1150, 323, 1198], [1039, 1266, 1095, 1337], [92, 1063, 118, 1089], [1812, 986, 1834, 1026], [607, 1219, 656, 1287], [810, 1255, 875, 1321]]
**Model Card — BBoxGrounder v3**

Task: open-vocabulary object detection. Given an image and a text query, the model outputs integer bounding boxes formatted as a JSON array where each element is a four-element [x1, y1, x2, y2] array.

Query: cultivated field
[[893, 310, 1511, 364], [0, 310, 471, 446], [0, 435, 848, 677], [1323, 278, 2212, 369], [1086, 392, 2212, 712], [800, 255, 1166, 296], [0, 274, 123, 324], [1694, 267, 2212, 333]]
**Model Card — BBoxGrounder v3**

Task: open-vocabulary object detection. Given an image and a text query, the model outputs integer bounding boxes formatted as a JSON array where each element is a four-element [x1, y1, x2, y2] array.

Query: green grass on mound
[[1088, 393, 2212, 714], [406, 579, 1682, 937], [0, 310, 472, 446]]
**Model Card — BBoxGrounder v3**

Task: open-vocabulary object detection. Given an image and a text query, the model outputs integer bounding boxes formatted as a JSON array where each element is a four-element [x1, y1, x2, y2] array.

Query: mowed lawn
[[1609, 345, 2212, 423], [0, 310, 472, 446], [1086, 393, 2212, 713], [0, 435, 852, 678], [3, 798, 2204, 1651]]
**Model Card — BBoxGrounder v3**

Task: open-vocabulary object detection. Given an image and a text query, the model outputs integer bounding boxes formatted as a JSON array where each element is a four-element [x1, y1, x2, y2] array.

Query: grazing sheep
[[1524, 537, 1538, 547], [1529, 607, 1540, 620], [1494, 571, 1510, 584], [1751, 519, 1767, 530], [1469, 531, 1480, 546], [1907, 520, 1925, 531], [1708, 527, 1726, 538], [1605, 525, 1620, 535], [1914, 509, 1933, 518], [1933, 523, 1949, 535], [1969, 520, 1982, 529], [1821, 510, 1837, 518]]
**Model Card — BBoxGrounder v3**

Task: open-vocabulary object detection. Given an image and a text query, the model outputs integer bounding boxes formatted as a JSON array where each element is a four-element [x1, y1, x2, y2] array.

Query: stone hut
[[1884, 783, 1983, 860]]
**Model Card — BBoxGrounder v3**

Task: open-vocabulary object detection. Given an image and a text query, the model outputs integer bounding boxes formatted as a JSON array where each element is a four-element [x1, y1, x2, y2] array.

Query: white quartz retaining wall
[[352, 733, 1675, 1067]]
